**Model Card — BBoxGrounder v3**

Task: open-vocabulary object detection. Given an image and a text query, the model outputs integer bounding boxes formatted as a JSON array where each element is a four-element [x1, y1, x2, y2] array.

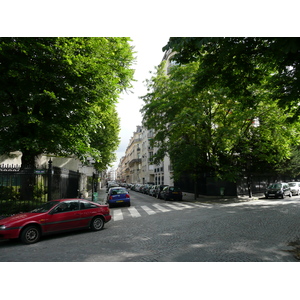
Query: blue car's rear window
[[111, 189, 127, 195]]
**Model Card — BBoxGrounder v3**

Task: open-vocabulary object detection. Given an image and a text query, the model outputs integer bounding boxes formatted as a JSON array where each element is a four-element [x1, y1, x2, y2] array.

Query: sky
[[112, 36, 170, 169]]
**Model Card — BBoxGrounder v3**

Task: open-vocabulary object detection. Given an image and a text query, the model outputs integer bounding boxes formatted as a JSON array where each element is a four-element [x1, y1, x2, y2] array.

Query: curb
[[181, 192, 264, 204]]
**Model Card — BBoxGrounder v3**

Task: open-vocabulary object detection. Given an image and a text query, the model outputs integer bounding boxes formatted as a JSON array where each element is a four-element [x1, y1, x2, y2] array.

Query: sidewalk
[[182, 192, 265, 204], [87, 188, 107, 204]]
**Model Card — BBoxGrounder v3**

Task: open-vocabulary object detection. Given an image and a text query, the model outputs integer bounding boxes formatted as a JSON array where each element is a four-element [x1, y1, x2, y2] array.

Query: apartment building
[[117, 124, 174, 185], [116, 49, 176, 186], [118, 125, 142, 184], [140, 126, 155, 184]]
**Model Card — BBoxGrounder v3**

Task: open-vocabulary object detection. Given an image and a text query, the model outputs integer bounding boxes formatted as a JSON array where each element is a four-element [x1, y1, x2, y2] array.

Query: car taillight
[[109, 195, 113, 200], [126, 194, 130, 198]]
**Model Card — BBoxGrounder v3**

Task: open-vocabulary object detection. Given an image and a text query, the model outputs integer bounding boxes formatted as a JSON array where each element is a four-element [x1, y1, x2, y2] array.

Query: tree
[[141, 57, 300, 197], [163, 37, 300, 120], [0, 37, 134, 169]]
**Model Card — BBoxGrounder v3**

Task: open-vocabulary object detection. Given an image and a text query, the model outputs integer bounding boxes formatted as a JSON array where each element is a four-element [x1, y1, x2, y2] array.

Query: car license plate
[[269, 194, 275, 196], [116, 200, 124, 203], [173, 192, 178, 194]]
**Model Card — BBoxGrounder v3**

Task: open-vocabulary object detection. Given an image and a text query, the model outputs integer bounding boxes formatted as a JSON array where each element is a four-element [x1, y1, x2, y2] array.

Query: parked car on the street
[[107, 187, 130, 208], [138, 184, 146, 193], [106, 182, 119, 193], [132, 184, 142, 192], [155, 185, 168, 199], [288, 182, 300, 196], [264, 182, 292, 199], [0, 199, 111, 244], [143, 184, 154, 195], [149, 185, 157, 197], [159, 186, 183, 201]]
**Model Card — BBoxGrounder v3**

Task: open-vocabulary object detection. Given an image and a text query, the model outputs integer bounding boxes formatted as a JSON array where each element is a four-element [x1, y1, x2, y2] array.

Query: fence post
[[48, 159, 53, 201]]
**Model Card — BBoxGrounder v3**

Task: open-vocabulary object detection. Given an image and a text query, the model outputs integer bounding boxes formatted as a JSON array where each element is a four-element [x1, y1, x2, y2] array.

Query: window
[[111, 188, 127, 195], [80, 201, 98, 210], [53, 200, 79, 213]]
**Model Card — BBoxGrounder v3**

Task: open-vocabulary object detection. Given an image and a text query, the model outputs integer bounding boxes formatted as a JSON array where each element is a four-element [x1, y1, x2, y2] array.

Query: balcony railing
[[129, 158, 141, 167]]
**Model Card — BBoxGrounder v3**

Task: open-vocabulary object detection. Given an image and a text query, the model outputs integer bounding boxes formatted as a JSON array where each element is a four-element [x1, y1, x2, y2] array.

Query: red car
[[0, 198, 111, 244]]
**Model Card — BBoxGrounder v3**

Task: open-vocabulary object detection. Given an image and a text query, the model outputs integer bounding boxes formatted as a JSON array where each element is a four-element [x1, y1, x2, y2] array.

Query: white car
[[288, 182, 300, 196]]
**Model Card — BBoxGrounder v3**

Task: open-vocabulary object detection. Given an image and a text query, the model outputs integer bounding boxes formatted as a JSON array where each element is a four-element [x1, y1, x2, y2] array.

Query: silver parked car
[[288, 182, 300, 196]]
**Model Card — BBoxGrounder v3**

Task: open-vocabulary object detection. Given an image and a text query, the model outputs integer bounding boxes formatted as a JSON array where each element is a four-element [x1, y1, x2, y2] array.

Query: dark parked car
[[107, 187, 130, 208], [264, 182, 292, 199], [0, 199, 111, 244], [159, 186, 183, 201], [154, 185, 168, 199]]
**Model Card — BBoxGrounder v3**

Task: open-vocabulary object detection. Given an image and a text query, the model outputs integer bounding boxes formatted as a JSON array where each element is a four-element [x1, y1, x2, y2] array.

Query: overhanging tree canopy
[[141, 57, 300, 195], [163, 37, 300, 120], [0, 37, 135, 169]]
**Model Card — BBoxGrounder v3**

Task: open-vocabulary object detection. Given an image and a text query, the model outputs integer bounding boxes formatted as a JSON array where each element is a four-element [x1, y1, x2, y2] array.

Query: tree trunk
[[247, 174, 253, 198], [20, 150, 37, 171], [19, 150, 39, 201]]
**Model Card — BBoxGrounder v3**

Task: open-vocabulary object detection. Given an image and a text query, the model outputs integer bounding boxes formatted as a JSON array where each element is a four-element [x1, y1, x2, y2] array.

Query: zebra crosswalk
[[110, 202, 202, 221]]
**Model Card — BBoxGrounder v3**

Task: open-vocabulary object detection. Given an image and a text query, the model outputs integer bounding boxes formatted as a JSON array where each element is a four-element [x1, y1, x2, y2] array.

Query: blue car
[[107, 187, 131, 208]]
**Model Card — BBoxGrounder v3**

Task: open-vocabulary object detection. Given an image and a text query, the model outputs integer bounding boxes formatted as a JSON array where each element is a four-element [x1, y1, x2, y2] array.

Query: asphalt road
[[1, 190, 300, 262]]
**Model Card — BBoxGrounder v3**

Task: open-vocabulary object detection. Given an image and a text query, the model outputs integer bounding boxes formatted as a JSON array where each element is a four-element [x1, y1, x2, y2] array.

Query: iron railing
[[0, 162, 80, 217]]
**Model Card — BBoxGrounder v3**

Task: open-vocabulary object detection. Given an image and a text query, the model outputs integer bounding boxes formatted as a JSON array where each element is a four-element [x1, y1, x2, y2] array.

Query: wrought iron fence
[[0, 162, 80, 217]]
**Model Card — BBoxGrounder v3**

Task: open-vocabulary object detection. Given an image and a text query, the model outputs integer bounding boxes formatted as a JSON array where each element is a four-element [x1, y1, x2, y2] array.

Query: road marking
[[110, 202, 202, 222], [128, 207, 141, 218], [113, 209, 123, 221], [152, 204, 171, 212], [176, 203, 194, 209], [164, 203, 184, 210], [141, 205, 156, 215]]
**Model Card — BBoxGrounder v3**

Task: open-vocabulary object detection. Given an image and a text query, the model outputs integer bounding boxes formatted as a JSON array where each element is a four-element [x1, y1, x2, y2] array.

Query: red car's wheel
[[20, 225, 41, 244], [90, 216, 104, 231]]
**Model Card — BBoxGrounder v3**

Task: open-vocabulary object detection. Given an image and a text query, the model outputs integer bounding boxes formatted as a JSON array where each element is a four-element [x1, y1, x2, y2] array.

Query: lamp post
[[47, 159, 53, 201], [92, 172, 95, 201], [86, 157, 97, 202]]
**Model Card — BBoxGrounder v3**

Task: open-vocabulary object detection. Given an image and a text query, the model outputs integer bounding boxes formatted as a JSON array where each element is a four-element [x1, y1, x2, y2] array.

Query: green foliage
[[0, 37, 135, 169], [141, 51, 300, 183], [0, 186, 20, 201], [163, 37, 300, 120]]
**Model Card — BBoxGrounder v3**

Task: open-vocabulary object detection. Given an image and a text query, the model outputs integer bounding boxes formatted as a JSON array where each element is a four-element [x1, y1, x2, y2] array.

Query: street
[[1, 190, 300, 262]]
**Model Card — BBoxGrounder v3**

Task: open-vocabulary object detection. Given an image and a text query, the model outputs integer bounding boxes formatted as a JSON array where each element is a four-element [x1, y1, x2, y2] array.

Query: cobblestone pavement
[[85, 189, 300, 262], [1, 188, 300, 262]]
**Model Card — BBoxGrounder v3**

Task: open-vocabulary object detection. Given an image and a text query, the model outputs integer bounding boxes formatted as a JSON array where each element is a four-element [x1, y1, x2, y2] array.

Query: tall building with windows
[[116, 123, 174, 185], [116, 49, 176, 185], [120, 126, 142, 183], [140, 126, 155, 184]]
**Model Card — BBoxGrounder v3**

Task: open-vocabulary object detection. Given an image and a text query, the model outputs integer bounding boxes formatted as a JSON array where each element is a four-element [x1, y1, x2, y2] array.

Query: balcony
[[129, 158, 141, 167]]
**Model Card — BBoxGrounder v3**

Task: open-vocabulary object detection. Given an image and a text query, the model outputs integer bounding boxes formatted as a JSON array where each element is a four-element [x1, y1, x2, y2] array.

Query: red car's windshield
[[30, 201, 60, 213]]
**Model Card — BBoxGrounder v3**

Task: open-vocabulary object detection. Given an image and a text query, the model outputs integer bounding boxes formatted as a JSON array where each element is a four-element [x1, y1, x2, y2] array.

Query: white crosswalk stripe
[[113, 209, 124, 221], [152, 204, 171, 212], [164, 203, 185, 210], [128, 206, 141, 218], [176, 203, 194, 209], [141, 205, 156, 215], [110, 202, 200, 221]]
